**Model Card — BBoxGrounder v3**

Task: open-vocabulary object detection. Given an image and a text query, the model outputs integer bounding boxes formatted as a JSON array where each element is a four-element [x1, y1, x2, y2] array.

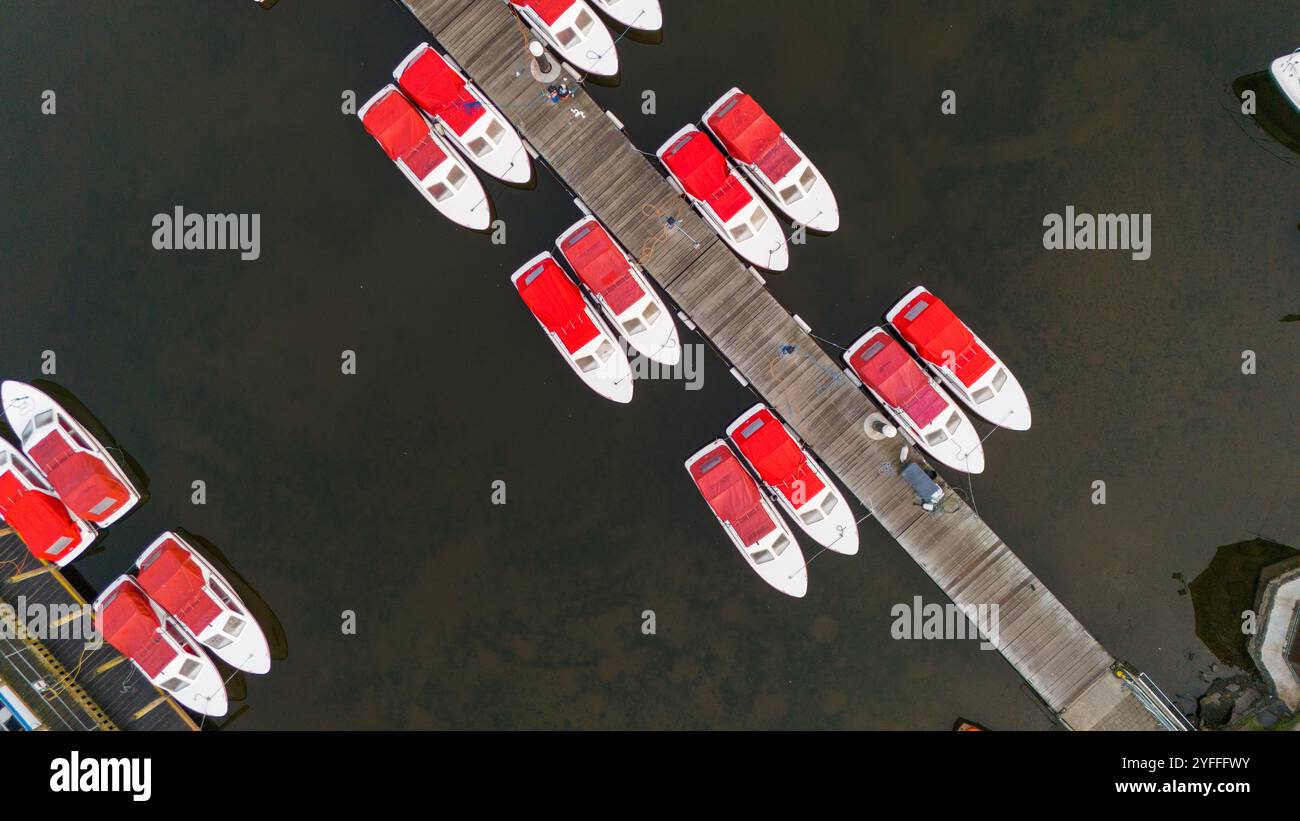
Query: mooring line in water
[[1217, 96, 1300, 170], [790, 543, 832, 579]]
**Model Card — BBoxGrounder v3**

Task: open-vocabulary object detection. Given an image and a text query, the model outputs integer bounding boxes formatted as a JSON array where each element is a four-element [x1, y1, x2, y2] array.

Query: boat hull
[[93, 576, 228, 718], [1, 380, 143, 527], [656, 125, 789, 271], [1271, 52, 1300, 113], [555, 217, 682, 367], [134, 532, 273, 675], [685, 440, 807, 598], [393, 44, 533, 185], [510, 1, 619, 77], [725, 404, 858, 555], [701, 88, 840, 233], [884, 285, 1032, 431], [842, 330, 985, 474], [512, 252, 634, 403], [358, 86, 492, 231], [590, 0, 661, 31]]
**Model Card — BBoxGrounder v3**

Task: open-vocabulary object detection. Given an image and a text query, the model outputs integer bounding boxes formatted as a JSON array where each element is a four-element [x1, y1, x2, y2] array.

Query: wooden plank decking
[[0, 533, 197, 731], [395, 0, 1163, 729]]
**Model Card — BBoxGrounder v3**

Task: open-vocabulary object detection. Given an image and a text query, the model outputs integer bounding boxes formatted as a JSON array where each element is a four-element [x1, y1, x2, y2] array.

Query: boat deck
[[0, 531, 197, 731], [396, 0, 1164, 729]]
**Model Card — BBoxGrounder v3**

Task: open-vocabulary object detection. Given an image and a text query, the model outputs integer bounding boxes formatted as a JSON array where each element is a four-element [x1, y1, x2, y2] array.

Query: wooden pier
[[397, 0, 1167, 730], [0, 532, 197, 731]]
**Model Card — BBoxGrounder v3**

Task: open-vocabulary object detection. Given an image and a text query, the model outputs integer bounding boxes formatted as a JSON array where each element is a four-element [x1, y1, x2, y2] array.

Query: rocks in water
[[1198, 689, 1235, 729]]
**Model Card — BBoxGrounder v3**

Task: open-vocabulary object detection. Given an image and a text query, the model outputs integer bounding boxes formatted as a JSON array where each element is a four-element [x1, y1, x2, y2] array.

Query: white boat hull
[[685, 441, 807, 598], [134, 532, 273, 675], [1271, 51, 1300, 112], [885, 285, 1032, 431], [358, 86, 492, 231], [657, 125, 789, 271], [555, 217, 682, 367], [590, 0, 661, 32], [93, 576, 228, 718], [702, 88, 840, 233], [512, 252, 634, 403], [510, 1, 619, 77], [843, 330, 985, 474], [1, 380, 143, 527], [393, 44, 533, 185], [725, 405, 858, 555]]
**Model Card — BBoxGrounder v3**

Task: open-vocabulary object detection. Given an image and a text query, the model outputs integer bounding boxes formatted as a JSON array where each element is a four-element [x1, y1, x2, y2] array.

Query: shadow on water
[[178, 528, 289, 664], [1229, 72, 1300, 158], [1185, 538, 1299, 670], [30, 378, 151, 502]]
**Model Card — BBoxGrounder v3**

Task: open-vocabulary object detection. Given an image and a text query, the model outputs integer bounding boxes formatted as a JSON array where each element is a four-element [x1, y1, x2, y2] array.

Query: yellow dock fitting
[[132, 695, 169, 722], [94, 655, 128, 675], [8, 565, 58, 583]]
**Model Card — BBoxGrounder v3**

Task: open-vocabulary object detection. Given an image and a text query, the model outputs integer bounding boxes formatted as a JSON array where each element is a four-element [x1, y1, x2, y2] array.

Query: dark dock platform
[[0, 531, 197, 731], [397, 0, 1167, 730]]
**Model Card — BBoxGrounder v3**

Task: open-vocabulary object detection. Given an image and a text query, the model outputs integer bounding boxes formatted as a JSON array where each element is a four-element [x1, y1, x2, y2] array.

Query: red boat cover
[[661, 131, 753, 222], [0, 471, 81, 559], [559, 221, 645, 315], [362, 91, 447, 178], [99, 585, 177, 678], [850, 333, 947, 429], [28, 434, 129, 523], [707, 92, 801, 182], [515, 258, 600, 354], [137, 540, 223, 635], [518, 0, 574, 26], [398, 49, 487, 136], [730, 410, 825, 506], [892, 293, 995, 387], [689, 445, 775, 547]]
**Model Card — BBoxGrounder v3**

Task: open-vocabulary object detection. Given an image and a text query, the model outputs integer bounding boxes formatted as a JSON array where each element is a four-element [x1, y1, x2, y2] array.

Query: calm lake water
[[0, 0, 1296, 729]]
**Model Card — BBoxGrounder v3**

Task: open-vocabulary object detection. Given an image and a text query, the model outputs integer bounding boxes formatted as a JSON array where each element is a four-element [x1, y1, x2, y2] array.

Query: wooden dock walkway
[[397, 0, 1165, 730], [0, 532, 197, 731]]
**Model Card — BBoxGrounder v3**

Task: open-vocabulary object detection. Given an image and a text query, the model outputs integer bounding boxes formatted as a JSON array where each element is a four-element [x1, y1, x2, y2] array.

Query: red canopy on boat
[[707, 92, 801, 182], [892, 292, 995, 387], [99, 585, 177, 678], [137, 540, 223, 635], [559, 220, 645, 314], [730, 409, 824, 506], [397, 49, 487, 136], [661, 131, 753, 222], [362, 90, 448, 179], [519, 0, 574, 26], [362, 91, 428, 160], [516, 257, 600, 354], [28, 434, 129, 524], [689, 445, 775, 546], [851, 333, 947, 428], [0, 471, 81, 559]]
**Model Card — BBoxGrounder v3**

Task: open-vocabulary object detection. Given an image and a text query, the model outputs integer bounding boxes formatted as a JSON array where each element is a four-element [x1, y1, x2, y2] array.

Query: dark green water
[[0, 0, 1295, 729]]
